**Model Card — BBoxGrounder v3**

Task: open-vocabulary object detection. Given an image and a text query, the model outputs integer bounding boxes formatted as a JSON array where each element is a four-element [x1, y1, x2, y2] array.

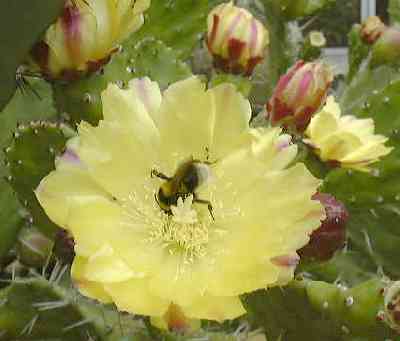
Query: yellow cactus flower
[[36, 76, 324, 321], [32, 0, 150, 80], [207, 2, 269, 75], [304, 96, 393, 172]]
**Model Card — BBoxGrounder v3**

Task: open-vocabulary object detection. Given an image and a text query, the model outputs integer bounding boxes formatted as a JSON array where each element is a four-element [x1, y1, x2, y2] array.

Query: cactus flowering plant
[[0, 0, 400, 340]]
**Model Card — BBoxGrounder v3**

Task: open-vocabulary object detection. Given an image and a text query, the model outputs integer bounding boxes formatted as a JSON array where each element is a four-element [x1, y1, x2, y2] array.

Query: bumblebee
[[151, 159, 214, 220]]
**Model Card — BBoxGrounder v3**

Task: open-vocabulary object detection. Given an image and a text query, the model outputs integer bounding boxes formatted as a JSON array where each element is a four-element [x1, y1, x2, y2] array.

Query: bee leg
[[151, 169, 171, 180], [193, 198, 215, 221], [154, 192, 160, 207]]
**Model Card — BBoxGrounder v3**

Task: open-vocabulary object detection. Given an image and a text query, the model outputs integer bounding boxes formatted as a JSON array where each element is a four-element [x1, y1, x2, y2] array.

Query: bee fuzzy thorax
[[153, 160, 214, 218]]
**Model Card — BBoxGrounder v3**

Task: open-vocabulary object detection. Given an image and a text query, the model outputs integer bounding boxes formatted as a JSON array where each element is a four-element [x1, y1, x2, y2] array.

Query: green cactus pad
[[0, 0, 64, 111], [340, 65, 400, 116], [0, 278, 103, 340], [243, 278, 397, 340], [132, 0, 223, 59], [4, 122, 67, 238], [0, 78, 58, 179], [353, 80, 400, 133], [54, 38, 191, 126], [299, 250, 377, 286], [0, 179, 24, 260]]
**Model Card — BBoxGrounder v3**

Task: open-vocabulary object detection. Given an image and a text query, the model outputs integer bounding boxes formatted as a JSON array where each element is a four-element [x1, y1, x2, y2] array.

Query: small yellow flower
[[36, 76, 323, 321], [32, 0, 150, 80], [207, 2, 269, 75], [309, 31, 326, 47], [304, 96, 393, 172]]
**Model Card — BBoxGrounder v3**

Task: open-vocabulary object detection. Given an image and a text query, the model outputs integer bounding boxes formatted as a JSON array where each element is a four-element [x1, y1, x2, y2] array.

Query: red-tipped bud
[[31, 0, 150, 80], [207, 2, 269, 76], [298, 193, 348, 261], [371, 27, 400, 67], [360, 16, 386, 44], [267, 60, 333, 133]]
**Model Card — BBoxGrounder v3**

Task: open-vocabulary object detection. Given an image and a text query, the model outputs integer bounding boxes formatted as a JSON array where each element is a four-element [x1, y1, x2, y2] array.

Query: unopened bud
[[371, 27, 400, 67], [384, 281, 400, 333], [298, 193, 348, 261], [207, 2, 269, 76], [31, 0, 150, 80], [267, 60, 333, 132], [360, 16, 386, 44]]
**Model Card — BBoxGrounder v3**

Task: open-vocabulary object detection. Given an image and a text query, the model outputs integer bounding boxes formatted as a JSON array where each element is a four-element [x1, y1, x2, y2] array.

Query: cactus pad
[[4, 122, 67, 238]]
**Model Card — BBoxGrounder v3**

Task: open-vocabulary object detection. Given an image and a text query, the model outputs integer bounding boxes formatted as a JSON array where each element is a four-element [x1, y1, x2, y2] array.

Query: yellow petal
[[71, 256, 112, 303], [157, 77, 214, 170], [182, 294, 246, 321], [84, 244, 137, 283], [128, 77, 162, 124], [76, 120, 158, 199], [35, 166, 108, 229], [104, 278, 170, 316], [149, 256, 207, 307], [318, 132, 362, 161], [65, 196, 164, 276], [208, 81, 251, 158]]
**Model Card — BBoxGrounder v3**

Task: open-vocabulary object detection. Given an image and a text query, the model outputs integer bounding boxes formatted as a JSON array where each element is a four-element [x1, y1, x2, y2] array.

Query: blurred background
[[302, 0, 389, 73]]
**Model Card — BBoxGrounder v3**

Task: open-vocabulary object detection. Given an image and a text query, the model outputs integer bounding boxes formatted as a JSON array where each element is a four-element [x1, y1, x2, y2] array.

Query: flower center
[[148, 196, 211, 263]]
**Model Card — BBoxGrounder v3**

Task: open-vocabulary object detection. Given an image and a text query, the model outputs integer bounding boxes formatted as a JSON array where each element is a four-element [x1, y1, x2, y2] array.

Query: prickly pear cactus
[[0, 0, 400, 340], [4, 122, 67, 237], [244, 278, 398, 340]]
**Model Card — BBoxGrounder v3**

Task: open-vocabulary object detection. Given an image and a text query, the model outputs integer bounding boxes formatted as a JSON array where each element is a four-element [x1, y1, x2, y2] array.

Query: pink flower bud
[[207, 2, 269, 76], [31, 0, 150, 80], [360, 16, 386, 44], [267, 60, 333, 132], [298, 193, 348, 261], [371, 27, 400, 66]]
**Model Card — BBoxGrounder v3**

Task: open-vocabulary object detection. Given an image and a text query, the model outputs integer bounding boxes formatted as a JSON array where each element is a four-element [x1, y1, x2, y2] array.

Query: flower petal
[[84, 244, 137, 283], [71, 256, 112, 303], [104, 278, 170, 316], [157, 77, 214, 170], [76, 120, 158, 199], [182, 294, 245, 321], [208, 83, 251, 158], [35, 165, 109, 229]]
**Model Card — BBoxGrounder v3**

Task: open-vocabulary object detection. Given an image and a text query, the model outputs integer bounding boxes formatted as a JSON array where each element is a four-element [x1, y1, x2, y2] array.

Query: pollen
[[148, 196, 210, 263]]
